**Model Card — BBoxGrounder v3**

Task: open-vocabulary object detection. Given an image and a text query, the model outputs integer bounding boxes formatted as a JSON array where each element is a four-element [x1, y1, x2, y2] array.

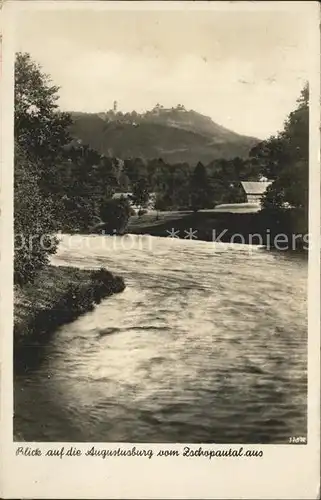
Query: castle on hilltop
[[151, 103, 186, 114], [101, 102, 188, 126], [105, 102, 187, 117]]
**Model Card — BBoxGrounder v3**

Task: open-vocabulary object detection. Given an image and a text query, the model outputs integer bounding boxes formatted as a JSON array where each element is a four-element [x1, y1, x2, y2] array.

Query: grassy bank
[[127, 209, 308, 249], [128, 210, 261, 242], [14, 265, 125, 373]]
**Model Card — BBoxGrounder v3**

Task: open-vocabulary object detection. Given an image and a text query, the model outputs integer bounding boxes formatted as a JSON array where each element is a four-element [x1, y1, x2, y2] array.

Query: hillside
[[69, 106, 259, 165]]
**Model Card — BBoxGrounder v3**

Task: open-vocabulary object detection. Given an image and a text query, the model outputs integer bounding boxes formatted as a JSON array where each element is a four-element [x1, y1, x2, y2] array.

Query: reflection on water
[[14, 235, 307, 443]]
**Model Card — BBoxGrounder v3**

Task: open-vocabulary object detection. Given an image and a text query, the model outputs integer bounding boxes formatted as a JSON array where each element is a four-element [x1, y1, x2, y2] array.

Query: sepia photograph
[[11, 2, 312, 447]]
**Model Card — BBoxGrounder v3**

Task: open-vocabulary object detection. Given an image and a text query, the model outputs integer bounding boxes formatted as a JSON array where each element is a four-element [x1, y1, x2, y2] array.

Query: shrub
[[99, 197, 131, 234], [14, 145, 58, 285], [90, 267, 114, 284]]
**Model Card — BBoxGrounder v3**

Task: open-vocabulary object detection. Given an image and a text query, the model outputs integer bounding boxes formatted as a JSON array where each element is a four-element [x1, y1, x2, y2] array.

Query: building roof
[[240, 181, 271, 195]]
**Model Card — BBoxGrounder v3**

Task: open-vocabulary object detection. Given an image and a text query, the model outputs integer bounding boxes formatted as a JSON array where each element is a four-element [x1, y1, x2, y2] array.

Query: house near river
[[240, 181, 272, 205], [213, 180, 272, 214]]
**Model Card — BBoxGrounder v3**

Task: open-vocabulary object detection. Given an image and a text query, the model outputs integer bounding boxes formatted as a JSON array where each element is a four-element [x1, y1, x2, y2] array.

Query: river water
[[14, 234, 307, 443]]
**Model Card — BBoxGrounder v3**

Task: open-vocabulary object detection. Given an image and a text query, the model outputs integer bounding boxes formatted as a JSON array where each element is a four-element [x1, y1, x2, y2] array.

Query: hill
[[69, 105, 259, 165]]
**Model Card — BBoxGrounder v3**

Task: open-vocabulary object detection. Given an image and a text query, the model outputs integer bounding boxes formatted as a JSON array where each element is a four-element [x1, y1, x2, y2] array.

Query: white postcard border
[[1, 2, 320, 499]]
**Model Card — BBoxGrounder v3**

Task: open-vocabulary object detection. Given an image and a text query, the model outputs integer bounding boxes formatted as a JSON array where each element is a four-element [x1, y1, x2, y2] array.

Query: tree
[[15, 52, 72, 197], [99, 197, 131, 234], [131, 178, 150, 212], [261, 84, 309, 213], [123, 158, 148, 187], [14, 52, 73, 282], [14, 143, 58, 284], [118, 171, 130, 192], [259, 85, 309, 241], [249, 136, 288, 181], [55, 144, 105, 231], [189, 162, 212, 211]]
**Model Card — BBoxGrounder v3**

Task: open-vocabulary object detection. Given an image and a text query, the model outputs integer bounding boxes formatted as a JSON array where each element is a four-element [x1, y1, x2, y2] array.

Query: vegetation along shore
[[14, 51, 308, 365], [126, 207, 307, 250], [14, 266, 125, 373]]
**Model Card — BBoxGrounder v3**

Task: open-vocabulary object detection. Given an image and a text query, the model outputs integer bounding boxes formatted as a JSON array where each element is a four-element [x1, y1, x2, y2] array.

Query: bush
[[90, 267, 125, 298], [99, 197, 131, 234], [90, 267, 114, 284], [14, 145, 58, 285]]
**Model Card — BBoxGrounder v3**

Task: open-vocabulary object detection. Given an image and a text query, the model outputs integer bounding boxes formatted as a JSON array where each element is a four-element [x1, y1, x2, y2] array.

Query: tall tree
[[99, 197, 132, 234], [15, 52, 72, 192], [14, 52, 73, 282], [189, 162, 212, 211], [131, 178, 150, 212], [261, 84, 309, 212], [14, 143, 58, 284]]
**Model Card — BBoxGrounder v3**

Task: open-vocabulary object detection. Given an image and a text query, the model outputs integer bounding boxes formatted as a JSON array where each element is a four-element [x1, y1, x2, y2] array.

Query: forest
[[14, 52, 309, 284]]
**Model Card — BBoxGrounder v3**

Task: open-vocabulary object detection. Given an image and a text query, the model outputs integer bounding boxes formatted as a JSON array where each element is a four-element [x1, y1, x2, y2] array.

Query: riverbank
[[127, 208, 308, 250], [14, 265, 125, 373], [14, 232, 308, 443]]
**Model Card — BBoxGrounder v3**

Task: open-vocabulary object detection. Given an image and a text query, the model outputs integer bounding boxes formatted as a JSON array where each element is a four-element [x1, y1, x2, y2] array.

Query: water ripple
[[15, 234, 307, 443]]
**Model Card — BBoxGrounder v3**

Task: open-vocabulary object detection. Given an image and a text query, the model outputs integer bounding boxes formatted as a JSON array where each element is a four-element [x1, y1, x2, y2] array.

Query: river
[[14, 234, 307, 443]]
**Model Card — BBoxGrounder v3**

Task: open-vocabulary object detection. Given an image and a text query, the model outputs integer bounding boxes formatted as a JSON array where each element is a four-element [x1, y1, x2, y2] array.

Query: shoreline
[[62, 207, 308, 252], [14, 264, 125, 374], [127, 209, 308, 252]]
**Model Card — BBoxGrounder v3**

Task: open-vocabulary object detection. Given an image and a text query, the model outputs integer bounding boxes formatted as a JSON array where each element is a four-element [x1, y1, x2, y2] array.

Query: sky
[[15, 4, 312, 139]]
